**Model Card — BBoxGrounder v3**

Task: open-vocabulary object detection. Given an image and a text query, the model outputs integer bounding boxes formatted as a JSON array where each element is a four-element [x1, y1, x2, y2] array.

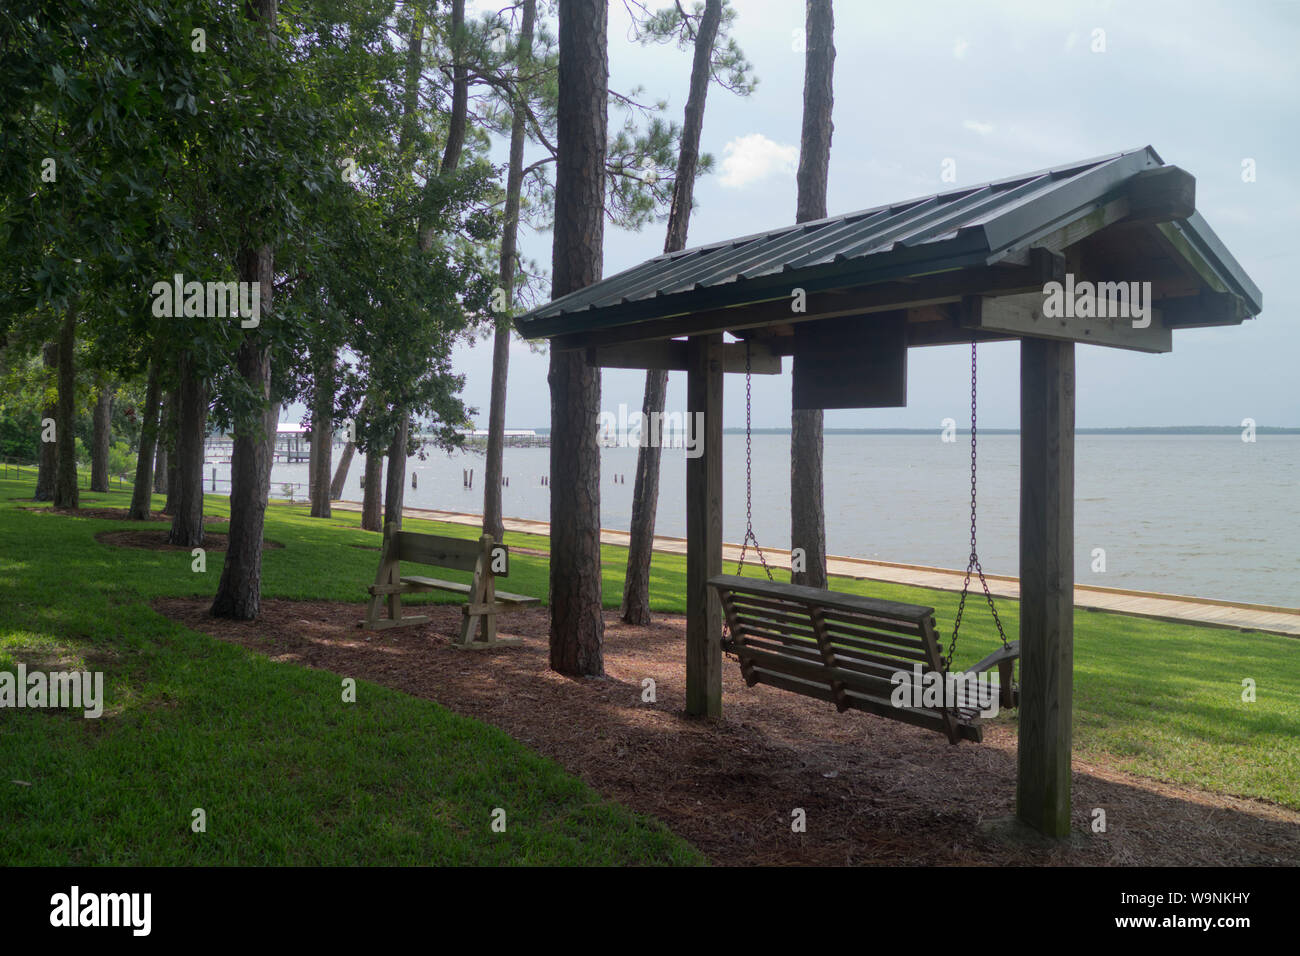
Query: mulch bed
[[19, 506, 223, 523], [155, 597, 1300, 866], [98, 530, 282, 552]]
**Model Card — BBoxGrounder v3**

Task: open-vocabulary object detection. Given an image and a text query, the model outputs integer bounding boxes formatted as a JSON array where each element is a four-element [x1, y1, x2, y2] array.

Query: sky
[[449, 0, 1300, 431]]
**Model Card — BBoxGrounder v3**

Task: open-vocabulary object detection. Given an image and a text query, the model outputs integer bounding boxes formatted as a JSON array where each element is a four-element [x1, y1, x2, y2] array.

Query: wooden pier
[[456, 433, 550, 449], [203, 433, 312, 463]]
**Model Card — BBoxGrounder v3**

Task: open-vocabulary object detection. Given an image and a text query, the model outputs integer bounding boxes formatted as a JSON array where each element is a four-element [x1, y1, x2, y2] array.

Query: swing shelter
[[513, 147, 1262, 838]]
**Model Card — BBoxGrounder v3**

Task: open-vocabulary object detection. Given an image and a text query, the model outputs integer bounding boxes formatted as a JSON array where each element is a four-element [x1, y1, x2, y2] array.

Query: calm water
[[251, 434, 1300, 607]]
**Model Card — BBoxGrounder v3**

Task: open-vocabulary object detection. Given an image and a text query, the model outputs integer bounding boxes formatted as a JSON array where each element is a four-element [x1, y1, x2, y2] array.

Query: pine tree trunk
[[309, 352, 333, 518], [397, 5, 423, 155], [790, 0, 835, 589], [622, 0, 723, 623], [53, 306, 79, 509], [438, 0, 468, 176], [212, 244, 275, 620], [153, 389, 172, 496], [415, 0, 467, 251], [34, 343, 57, 501], [382, 4, 445, 533], [330, 441, 354, 500], [383, 415, 407, 530], [168, 354, 207, 546], [548, 0, 608, 676], [162, 389, 178, 513], [622, 368, 667, 625], [128, 358, 162, 520], [790, 411, 826, 584], [153, 432, 168, 495], [91, 379, 113, 493], [483, 327, 511, 543], [361, 447, 383, 532], [484, 0, 537, 545]]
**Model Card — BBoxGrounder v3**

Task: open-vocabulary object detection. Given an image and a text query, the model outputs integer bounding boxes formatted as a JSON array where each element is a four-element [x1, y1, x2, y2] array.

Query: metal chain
[[945, 340, 1010, 670], [734, 340, 774, 582]]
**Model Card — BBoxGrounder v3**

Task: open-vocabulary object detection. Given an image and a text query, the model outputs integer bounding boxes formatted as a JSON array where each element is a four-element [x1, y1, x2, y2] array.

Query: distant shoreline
[[521, 426, 1300, 436]]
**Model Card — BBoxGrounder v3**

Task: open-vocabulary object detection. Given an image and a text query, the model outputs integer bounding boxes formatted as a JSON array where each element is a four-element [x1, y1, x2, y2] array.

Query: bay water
[[248, 433, 1299, 607]]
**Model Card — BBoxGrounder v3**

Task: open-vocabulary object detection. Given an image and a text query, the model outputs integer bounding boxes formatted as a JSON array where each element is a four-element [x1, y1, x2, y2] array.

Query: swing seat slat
[[710, 574, 1018, 744]]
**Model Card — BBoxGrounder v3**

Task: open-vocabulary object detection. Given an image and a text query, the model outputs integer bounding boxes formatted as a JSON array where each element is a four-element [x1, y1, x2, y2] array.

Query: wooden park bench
[[709, 574, 1019, 743], [362, 525, 539, 648]]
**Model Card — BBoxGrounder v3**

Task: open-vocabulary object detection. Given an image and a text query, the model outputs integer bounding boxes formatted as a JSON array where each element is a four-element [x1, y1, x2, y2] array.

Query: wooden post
[[685, 333, 723, 717], [383, 523, 403, 623], [1017, 338, 1076, 837], [480, 535, 494, 644]]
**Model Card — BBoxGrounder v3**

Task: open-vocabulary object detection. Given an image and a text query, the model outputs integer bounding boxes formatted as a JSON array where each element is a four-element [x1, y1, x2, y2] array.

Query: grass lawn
[[0, 478, 701, 865], [1, 474, 1297, 866]]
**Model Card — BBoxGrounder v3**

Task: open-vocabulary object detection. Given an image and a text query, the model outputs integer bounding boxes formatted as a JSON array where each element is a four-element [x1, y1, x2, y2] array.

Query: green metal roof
[[515, 146, 1261, 341]]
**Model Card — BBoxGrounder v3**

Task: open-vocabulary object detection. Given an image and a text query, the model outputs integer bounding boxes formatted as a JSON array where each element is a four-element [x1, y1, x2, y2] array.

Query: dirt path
[[157, 598, 1300, 866]]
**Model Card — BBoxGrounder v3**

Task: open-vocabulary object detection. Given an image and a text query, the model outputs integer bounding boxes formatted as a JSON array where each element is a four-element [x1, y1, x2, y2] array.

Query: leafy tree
[[620, 0, 755, 624], [475, 0, 699, 541], [0, 0, 224, 510], [482, 0, 538, 544]]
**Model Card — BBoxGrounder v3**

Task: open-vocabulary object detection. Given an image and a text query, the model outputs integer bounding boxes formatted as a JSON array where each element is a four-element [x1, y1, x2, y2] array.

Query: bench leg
[[453, 607, 521, 650], [361, 592, 385, 630]]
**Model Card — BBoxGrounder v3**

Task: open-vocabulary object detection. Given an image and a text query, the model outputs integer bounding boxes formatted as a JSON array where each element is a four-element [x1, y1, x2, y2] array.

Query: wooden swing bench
[[709, 575, 1019, 743], [361, 526, 539, 648]]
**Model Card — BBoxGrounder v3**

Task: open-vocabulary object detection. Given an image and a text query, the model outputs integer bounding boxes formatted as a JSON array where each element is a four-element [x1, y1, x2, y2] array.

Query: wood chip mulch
[[154, 597, 1300, 866], [97, 530, 283, 552], [19, 506, 223, 523]]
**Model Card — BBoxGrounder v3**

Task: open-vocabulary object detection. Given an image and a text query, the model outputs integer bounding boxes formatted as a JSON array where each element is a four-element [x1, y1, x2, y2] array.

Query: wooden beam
[[752, 306, 1015, 351], [962, 293, 1173, 353], [1159, 290, 1246, 329], [553, 250, 1064, 351], [721, 341, 782, 374], [903, 308, 1015, 348], [1123, 165, 1196, 224], [1017, 338, 1075, 838], [685, 334, 723, 717], [792, 313, 908, 409], [589, 340, 683, 370], [588, 339, 782, 374]]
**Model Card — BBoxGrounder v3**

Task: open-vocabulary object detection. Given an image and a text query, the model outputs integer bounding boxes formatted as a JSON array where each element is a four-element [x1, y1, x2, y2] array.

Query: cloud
[[718, 133, 800, 189], [953, 38, 969, 59], [963, 120, 995, 136]]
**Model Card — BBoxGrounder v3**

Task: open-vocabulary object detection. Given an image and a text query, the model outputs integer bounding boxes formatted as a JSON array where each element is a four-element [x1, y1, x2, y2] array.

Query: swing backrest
[[709, 574, 982, 743]]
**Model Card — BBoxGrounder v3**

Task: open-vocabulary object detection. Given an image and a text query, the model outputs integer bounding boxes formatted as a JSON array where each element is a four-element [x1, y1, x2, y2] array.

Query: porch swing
[[708, 340, 1020, 744]]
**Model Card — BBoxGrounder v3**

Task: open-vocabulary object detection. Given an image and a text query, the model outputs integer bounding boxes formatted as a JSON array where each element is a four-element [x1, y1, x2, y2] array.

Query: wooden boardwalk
[[334, 501, 1300, 638]]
